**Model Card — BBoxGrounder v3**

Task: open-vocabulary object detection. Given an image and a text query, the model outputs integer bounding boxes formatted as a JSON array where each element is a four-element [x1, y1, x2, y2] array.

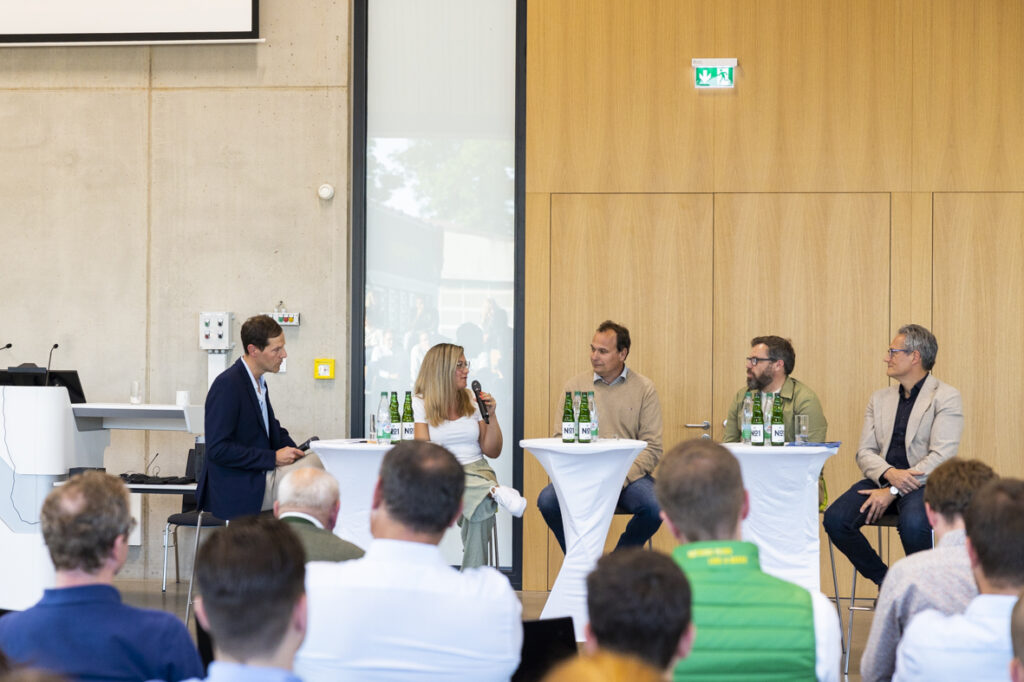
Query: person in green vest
[[654, 439, 841, 682], [723, 335, 828, 443]]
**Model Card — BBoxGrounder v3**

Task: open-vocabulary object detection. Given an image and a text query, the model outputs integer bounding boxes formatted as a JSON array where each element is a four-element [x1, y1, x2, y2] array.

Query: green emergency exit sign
[[692, 59, 737, 89]]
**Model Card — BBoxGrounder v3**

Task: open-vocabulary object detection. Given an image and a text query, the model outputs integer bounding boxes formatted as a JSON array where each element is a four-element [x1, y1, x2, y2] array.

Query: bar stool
[[829, 512, 901, 676]]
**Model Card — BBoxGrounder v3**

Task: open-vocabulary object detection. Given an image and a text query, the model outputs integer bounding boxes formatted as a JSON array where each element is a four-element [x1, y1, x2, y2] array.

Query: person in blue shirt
[[184, 515, 307, 682], [0, 471, 203, 681]]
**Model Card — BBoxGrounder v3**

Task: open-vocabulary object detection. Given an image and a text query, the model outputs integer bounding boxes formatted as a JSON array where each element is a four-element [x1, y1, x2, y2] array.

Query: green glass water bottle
[[562, 391, 576, 443], [750, 392, 765, 446], [389, 391, 401, 441], [770, 391, 785, 445], [401, 391, 415, 440], [578, 392, 592, 443]]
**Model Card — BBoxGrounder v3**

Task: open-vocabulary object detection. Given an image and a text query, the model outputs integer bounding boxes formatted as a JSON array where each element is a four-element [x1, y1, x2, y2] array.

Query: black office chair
[[161, 447, 225, 592]]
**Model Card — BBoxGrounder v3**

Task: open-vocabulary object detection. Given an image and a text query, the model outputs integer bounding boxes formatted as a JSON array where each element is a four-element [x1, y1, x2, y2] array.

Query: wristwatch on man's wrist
[[889, 485, 900, 496]]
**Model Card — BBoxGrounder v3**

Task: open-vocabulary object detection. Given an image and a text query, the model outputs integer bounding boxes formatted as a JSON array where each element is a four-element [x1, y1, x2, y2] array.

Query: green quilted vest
[[672, 541, 817, 682]]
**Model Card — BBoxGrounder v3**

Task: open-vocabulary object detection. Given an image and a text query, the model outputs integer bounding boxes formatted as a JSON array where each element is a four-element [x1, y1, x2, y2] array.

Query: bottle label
[[402, 422, 415, 440], [378, 425, 391, 443], [751, 424, 764, 445], [771, 424, 785, 445], [591, 422, 599, 440], [741, 424, 751, 443], [562, 422, 576, 442], [578, 422, 592, 442], [390, 423, 401, 441]]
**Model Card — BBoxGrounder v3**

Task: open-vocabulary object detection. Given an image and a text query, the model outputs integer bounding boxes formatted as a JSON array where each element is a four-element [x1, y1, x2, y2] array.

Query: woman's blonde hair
[[414, 343, 475, 427], [542, 651, 664, 682]]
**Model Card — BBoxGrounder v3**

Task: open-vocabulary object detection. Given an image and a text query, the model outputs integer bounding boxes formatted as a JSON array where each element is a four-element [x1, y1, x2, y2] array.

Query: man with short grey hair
[[274, 468, 364, 562], [824, 323, 963, 586]]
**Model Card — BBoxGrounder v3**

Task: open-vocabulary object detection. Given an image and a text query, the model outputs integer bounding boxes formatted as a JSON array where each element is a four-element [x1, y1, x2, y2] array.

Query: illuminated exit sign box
[[692, 58, 737, 88]]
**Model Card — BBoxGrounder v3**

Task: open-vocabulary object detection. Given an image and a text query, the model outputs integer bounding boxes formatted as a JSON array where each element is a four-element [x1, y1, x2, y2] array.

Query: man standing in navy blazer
[[198, 314, 321, 520]]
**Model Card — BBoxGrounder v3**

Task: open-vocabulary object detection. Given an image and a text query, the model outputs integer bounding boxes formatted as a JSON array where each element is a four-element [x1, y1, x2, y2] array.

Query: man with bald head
[[274, 468, 364, 562]]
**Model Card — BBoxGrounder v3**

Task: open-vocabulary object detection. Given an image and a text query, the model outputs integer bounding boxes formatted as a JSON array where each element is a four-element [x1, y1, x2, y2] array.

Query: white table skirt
[[724, 442, 839, 593], [521, 437, 646, 641]]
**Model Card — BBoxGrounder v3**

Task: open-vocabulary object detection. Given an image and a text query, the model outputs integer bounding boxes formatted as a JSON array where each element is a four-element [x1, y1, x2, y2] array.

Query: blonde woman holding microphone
[[413, 343, 526, 568]]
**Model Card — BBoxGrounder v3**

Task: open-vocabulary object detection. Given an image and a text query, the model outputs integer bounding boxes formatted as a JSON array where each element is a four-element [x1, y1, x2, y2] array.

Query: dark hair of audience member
[[586, 549, 691, 669], [924, 458, 997, 524], [964, 478, 1024, 588], [654, 439, 744, 542], [378, 440, 465, 534], [241, 314, 284, 353], [194, 516, 306, 660], [41, 471, 134, 572]]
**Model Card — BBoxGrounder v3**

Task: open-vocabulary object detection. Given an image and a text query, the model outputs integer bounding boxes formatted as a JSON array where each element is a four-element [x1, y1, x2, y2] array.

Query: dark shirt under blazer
[[197, 358, 296, 520]]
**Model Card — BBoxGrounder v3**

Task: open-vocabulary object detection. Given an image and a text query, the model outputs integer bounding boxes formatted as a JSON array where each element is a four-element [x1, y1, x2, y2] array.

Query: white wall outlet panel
[[199, 312, 234, 350]]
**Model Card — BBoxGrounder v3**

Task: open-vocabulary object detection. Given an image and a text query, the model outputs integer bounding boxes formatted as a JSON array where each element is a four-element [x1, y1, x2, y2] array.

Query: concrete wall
[[0, 0, 351, 578]]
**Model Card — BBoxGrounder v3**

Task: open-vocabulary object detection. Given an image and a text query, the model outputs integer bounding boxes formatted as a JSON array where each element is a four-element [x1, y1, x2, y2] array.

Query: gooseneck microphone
[[471, 379, 490, 424], [44, 343, 59, 385], [1, 343, 11, 351]]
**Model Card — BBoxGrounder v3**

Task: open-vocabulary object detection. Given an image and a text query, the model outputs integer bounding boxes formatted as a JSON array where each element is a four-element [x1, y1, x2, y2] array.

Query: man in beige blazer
[[824, 324, 963, 586], [274, 468, 364, 563]]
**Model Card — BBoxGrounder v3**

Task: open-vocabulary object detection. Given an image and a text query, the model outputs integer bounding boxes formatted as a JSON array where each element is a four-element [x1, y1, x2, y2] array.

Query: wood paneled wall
[[524, 0, 1024, 592]]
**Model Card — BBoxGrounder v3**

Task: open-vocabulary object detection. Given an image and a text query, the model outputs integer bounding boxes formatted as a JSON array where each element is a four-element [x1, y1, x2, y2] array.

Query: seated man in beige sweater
[[537, 320, 663, 551], [274, 468, 364, 562]]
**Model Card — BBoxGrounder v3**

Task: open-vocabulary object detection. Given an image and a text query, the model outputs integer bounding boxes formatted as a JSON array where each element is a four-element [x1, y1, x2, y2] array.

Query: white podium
[[521, 437, 646, 641], [724, 442, 839, 592], [0, 386, 203, 610]]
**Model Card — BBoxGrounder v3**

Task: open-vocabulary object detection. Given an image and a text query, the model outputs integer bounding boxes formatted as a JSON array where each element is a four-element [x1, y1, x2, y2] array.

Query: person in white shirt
[[1011, 593, 1024, 682], [860, 458, 997, 682], [413, 342, 526, 569], [294, 439, 523, 682], [895, 477, 1024, 681], [186, 515, 308, 682]]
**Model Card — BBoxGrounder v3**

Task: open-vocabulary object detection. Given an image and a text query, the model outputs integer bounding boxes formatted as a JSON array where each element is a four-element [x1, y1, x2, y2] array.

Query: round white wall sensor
[[317, 183, 335, 200]]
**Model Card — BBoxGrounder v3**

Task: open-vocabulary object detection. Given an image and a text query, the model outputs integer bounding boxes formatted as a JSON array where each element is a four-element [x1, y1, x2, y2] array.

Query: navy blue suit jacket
[[197, 358, 295, 520]]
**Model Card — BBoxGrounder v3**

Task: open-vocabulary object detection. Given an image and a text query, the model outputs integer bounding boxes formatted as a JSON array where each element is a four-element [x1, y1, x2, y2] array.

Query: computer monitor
[[0, 365, 87, 404]]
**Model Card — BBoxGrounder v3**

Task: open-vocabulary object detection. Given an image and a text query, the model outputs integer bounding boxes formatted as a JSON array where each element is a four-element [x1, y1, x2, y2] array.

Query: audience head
[[1011, 592, 1024, 682], [896, 323, 938, 370], [585, 549, 694, 670], [241, 314, 284, 355], [542, 651, 664, 682], [41, 471, 134, 575], [373, 440, 465, 538], [193, 516, 307, 665], [923, 458, 997, 527], [750, 335, 796, 375], [965, 478, 1024, 591], [274, 468, 341, 531], [655, 439, 747, 543]]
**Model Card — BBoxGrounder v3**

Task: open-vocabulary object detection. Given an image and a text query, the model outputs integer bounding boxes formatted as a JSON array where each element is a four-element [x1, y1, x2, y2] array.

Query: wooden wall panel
[[714, 0, 912, 192], [890, 192, 933, 331], [933, 193, 1024, 474], [914, 2, 1024, 190], [525, 0, 715, 193], [523, 192, 552, 590], [548, 194, 715, 574], [712, 193, 893, 595]]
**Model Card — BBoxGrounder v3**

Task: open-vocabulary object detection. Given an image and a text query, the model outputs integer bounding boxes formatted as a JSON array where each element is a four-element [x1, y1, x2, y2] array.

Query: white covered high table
[[308, 440, 391, 552], [723, 442, 839, 593], [521, 437, 646, 641], [310, 439, 477, 563]]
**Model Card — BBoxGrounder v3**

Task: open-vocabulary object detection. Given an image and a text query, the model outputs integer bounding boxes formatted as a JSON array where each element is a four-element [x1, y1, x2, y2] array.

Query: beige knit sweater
[[555, 368, 663, 485]]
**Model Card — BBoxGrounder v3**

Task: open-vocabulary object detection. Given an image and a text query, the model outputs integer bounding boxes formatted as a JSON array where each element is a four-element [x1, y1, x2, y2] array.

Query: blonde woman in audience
[[413, 342, 525, 568], [542, 651, 664, 682]]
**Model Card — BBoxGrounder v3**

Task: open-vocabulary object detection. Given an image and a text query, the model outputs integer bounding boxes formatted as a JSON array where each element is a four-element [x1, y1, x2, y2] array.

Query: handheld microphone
[[1, 343, 10, 351], [44, 343, 58, 385], [471, 380, 490, 424]]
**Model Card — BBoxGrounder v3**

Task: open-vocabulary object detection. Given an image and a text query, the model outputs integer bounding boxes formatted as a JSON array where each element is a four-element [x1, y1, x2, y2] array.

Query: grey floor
[[116, 577, 868, 680]]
